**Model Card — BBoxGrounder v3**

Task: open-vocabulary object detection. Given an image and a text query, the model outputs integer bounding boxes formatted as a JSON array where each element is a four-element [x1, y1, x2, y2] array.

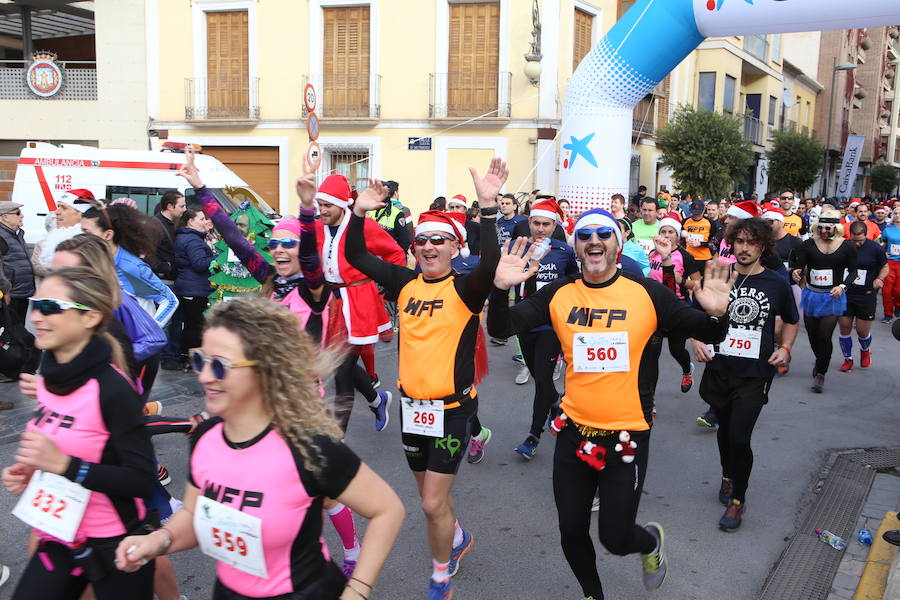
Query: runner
[[691, 218, 798, 531], [682, 198, 719, 274], [872, 205, 890, 235], [617, 218, 650, 276], [511, 198, 579, 460], [344, 159, 506, 600], [762, 204, 802, 376], [882, 206, 900, 323], [114, 299, 405, 600], [778, 190, 805, 238], [2, 267, 157, 599], [487, 207, 735, 600], [648, 213, 701, 392], [631, 197, 660, 256], [838, 221, 888, 371], [843, 203, 881, 241], [791, 207, 858, 393]]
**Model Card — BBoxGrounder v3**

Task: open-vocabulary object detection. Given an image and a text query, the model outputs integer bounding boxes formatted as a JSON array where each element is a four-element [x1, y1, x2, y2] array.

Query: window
[[330, 151, 370, 193], [448, 1, 500, 117], [206, 10, 249, 118], [107, 186, 172, 216], [768, 96, 777, 126], [323, 6, 370, 117], [698, 72, 716, 111], [573, 8, 593, 71], [771, 34, 781, 63], [723, 75, 736, 115]]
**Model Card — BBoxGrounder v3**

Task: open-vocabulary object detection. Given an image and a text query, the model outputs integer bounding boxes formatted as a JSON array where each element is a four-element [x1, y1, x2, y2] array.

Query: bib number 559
[[211, 527, 248, 556]]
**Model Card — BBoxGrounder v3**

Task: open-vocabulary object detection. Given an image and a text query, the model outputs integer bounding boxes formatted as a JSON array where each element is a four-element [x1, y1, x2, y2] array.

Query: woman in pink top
[[2, 267, 157, 599], [115, 299, 404, 600]]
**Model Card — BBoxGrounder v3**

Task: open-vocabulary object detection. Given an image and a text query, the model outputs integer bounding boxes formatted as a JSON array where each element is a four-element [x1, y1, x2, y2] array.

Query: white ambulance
[[11, 141, 279, 243]]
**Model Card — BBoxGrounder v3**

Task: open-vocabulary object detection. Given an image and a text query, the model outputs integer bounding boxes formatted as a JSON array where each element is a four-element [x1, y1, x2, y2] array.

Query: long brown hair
[[54, 234, 121, 308]]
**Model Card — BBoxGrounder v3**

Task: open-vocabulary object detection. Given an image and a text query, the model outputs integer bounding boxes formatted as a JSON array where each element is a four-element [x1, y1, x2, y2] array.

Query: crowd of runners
[[1, 148, 899, 600]]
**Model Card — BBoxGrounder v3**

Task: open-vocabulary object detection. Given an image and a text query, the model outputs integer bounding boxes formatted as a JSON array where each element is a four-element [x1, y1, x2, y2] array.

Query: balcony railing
[[741, 113, 763, 145], [743, 35, 769, 63], [0, 60, 96, 100], [301, 74, 381, 119], [429, 72, 511, 119], [185, 76, 259, 121]]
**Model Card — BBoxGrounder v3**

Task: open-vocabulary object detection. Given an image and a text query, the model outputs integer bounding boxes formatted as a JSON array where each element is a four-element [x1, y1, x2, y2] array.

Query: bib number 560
[[211, 527, 248, 556], [585, 347, 618, 361]]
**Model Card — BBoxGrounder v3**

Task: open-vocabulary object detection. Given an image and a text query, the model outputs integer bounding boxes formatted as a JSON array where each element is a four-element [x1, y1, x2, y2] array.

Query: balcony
[[743, 34, 769, 63], [741, 113, 763, 145], [301, 74, 381, 121], [0, 60, 96, 100], [185, 77, 259, 124], [429, 72, 511, 120]]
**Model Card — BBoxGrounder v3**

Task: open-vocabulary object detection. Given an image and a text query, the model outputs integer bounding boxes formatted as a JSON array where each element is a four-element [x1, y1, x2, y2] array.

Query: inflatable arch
[[559, 0, 900, 211]]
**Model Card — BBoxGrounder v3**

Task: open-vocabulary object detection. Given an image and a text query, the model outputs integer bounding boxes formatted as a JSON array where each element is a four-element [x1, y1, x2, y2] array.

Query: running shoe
[[370, 374, 381, 389], [811, 373, 824, 393], [515, 364, 530, 385], [448, 528, 474, 576], [839, 359, 853, 372], [553, 358, 563, 381], [341, 558, 356, 578], [860, 350, 872, 368], [591, 496, 600, 512], [489, 337, 508, 346], [719, 500, 745, 532], [428, 578, 453, 600], [372, 391, 392, 432], [680, 363, 695, 393], [143, 401, 163, 416], [158, 465, 172, 487], [641, 522, 668, 591], [514, 435, 539, 460], [882, 315, 894, 324], [467, 427, 492, 464], [0, 564, 10, 588], [512, 353, 525, 364], [718, 478, 733, 506], [696, 409, 719, 429]]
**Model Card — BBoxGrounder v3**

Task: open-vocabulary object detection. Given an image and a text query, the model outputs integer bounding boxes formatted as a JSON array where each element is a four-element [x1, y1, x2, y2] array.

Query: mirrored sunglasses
[[189, 349, 258, 381]]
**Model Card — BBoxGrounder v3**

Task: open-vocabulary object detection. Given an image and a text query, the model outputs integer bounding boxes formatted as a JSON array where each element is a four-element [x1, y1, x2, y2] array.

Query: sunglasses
[[268, 238, 299, 250], [780, 196, 794, 201], [2, 210, 21, 216], [413, 234, 453, 247], [189, 349, 258, 381], [574, 226, 615, 242], [29, 297, 93, 315]]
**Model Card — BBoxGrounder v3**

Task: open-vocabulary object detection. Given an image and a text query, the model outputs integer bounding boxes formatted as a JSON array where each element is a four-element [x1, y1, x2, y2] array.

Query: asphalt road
[[0, 320, 897, 600]]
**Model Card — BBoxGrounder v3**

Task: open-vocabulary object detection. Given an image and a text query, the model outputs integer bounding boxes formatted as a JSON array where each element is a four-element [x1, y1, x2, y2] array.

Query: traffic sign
[[304, 83, 317, 113], [307, 141, 322, 171], [307, 111, 320, 141]]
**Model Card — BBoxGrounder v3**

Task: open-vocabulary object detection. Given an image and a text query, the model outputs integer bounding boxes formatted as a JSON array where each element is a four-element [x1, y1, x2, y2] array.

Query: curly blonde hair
[[812, 207, 844, 240], [204, 298, 342, 475]]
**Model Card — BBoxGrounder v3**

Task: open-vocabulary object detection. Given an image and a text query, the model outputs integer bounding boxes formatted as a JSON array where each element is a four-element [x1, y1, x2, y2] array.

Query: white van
[[11, 141, 278, 243]]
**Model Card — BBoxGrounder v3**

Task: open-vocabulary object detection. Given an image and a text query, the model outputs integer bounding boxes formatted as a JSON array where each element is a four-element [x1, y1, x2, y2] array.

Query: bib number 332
[[573, 332, 630, 373]]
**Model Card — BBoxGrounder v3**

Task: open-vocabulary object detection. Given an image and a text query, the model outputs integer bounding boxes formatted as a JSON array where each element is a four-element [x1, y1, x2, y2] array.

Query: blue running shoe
[[372, 391, 391, 432], [512, 353, 525, 364], [514, 435, 539, 460], [428, 578, 453, 600], [448, 528, 473, 577]]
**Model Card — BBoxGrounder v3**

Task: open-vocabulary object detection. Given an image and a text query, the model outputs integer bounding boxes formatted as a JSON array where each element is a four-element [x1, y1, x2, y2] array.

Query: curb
[[854, 511, 899, 600]]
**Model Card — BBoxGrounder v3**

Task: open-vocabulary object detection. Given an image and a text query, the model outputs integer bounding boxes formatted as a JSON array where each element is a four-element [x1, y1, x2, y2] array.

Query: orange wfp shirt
[[783, 213, 804, 237], [682, 216, 716, 261]]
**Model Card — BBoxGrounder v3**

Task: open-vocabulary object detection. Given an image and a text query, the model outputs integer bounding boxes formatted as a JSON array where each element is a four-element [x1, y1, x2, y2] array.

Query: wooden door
[[448, 2, 499, 117], [323, 6, 370, 117], [206, 10, 249, 118]]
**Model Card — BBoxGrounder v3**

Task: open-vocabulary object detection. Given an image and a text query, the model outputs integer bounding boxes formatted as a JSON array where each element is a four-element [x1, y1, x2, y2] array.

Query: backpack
[[0, 299, 39, 378], [114, 291, 167, 362]]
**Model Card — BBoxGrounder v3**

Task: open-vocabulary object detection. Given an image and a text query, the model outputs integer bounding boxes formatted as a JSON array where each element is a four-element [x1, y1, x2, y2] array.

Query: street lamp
[[823, 59, 857, 197]]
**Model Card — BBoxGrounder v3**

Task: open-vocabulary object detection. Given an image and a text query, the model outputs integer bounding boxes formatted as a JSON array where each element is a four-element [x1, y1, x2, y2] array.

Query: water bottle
[[815, 529, 846, 550], [858, 528, 874, 546], [531, 239, 550, 261]]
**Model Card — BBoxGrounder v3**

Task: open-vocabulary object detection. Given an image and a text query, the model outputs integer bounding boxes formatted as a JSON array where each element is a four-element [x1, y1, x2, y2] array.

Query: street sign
[[307, 111, 320, 141], [408, 136, 432, 151], [307, 141, 322, 171], [304, 83, 317, 113]]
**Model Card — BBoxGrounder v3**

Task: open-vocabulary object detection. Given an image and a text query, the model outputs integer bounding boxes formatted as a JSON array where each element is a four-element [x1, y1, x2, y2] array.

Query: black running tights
[[712, 401, 763, 503], [553, 425, 655, 599], [667, 333, 692, 374], [804, 314, 839, 375], [332, 352, 378, 433], [520, 329, 561, 438]]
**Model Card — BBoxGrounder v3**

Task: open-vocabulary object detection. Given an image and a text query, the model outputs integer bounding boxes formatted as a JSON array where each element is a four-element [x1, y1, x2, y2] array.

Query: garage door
[[201, 146, 279, 210]]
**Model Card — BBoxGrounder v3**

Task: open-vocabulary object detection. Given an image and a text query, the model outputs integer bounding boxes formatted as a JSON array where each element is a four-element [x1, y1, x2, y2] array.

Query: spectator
[[31, 188, 98, 278], [558, 198, 577, 234], [173, 208, 215, 368], [430, 196, 447, 211], [153, 190, 185, 282], [0, 201, 34, 325]]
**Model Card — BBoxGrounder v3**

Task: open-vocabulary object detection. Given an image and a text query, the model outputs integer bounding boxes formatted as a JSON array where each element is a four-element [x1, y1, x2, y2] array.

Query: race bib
[[401, 398, 444, 437], [687, 233, 704, 243], [12, 470, 90, 542], [572, 332, 630, 373], [891, 244, 900, 257], [194, 496, 267, 579], [719, 328, 762, 359], [636, 239, 655, 255], [809, 268, 833, 287], [845, 269, 866, 286]]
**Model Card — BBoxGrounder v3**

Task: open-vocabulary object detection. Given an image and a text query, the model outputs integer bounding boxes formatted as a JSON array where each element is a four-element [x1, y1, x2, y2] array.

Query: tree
[[766, 130, 824, 196], [656, 105, 754, 199], [870, 162, 900, 197]]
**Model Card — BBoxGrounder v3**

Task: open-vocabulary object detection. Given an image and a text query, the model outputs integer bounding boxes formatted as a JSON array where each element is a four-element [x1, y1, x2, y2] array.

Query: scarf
[[272, 272, 305, 301]]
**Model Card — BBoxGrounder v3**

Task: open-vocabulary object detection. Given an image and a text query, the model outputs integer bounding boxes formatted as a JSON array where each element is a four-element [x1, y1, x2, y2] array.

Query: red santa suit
[[316, 175, 406, 345]]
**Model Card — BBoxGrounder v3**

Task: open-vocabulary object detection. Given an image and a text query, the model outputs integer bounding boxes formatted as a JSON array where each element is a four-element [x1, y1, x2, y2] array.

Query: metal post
[[20, 6, 33, 59], [824, 57, 838, 198]]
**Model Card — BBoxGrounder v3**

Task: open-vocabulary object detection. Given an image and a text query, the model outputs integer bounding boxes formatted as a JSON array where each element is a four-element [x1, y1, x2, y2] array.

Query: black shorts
[[843, 294, 877, 321], [401, 396, 478, 475], [699, 367, 773, 410]]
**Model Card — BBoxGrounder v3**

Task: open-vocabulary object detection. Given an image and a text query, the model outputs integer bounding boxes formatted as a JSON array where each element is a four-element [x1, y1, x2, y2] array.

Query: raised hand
[[295, 152, 318, 209], [178, 146, 203, 189], [652, 235, 673, 258], [494, 237, 539, 290], [469, 157, 508, 208], [352, 178, 388, 217], [693, 258, 736, 318]]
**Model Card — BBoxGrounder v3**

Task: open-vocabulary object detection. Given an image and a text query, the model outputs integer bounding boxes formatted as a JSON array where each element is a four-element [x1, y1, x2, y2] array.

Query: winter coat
[[173, 227, 214, 297], [0, 223, 35, 298]]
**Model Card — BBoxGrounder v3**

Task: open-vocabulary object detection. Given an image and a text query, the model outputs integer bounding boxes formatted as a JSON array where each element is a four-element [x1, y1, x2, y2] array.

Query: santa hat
[[761, 205, 784, 222], [315, 174, 352, 209], [875, 205, 889, 215], [446, 211, 468, 240], [58, 189, 96, 213], [849, 199, 861, 208], [530, 198, 564, 224], [573, 208, 623, 248], [415, 210, 469, 257], [659, 211, 682, 234], [726, 200, 760, 220], [448, 194, 468, 209]]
